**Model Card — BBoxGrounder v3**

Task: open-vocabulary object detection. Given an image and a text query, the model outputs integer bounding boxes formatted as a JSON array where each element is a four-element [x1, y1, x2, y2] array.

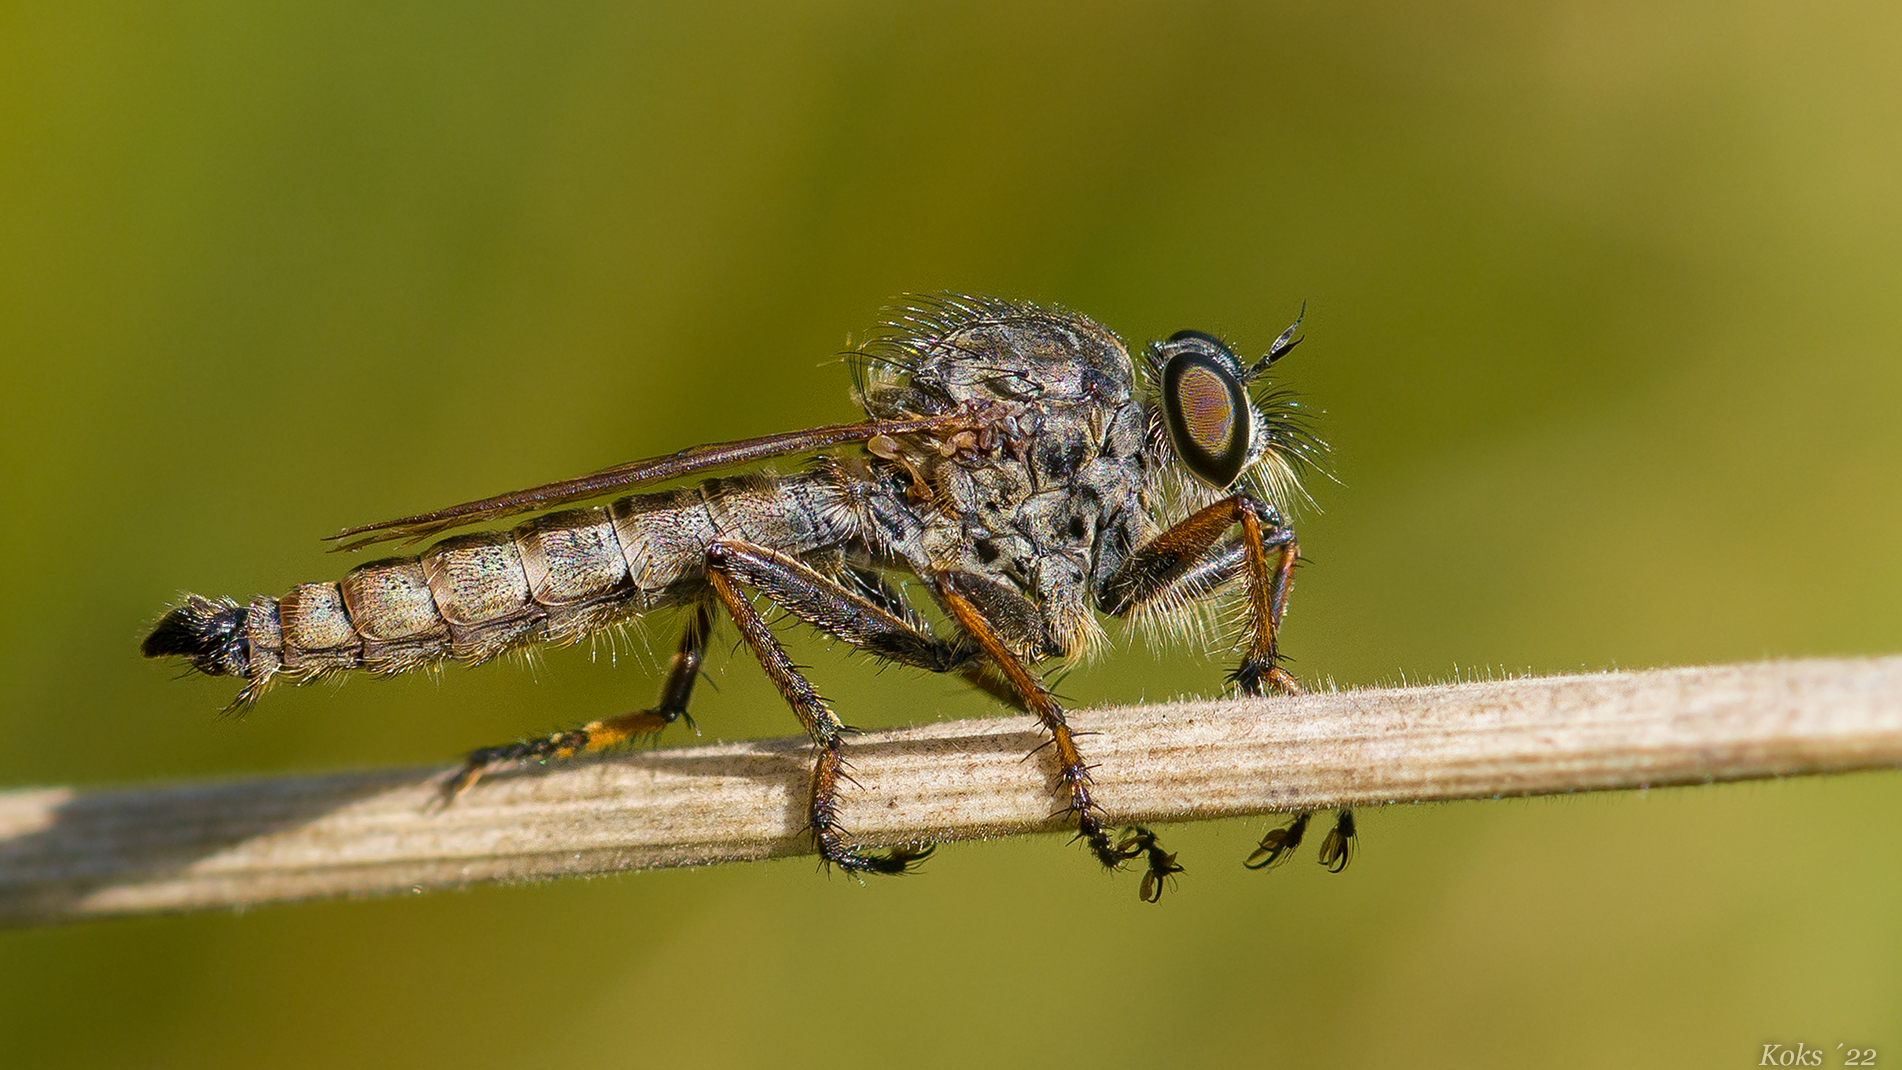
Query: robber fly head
[[1153, 304, 1325, 498]]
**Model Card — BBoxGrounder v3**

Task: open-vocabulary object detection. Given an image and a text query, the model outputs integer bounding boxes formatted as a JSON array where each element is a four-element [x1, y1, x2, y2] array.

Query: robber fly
[[143, 295, 1351, 896]]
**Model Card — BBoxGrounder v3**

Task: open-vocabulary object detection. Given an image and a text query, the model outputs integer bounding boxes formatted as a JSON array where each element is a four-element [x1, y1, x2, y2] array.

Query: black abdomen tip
[[143, 595, 250, 677]]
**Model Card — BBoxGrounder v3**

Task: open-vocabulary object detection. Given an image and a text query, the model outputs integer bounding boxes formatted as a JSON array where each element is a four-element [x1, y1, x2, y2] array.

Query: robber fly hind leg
[[442, 603, 714, 801]]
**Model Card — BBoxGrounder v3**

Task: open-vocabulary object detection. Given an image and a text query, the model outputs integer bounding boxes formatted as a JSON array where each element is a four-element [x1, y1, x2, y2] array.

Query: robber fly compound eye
[[1160, 333, 1253, 489]]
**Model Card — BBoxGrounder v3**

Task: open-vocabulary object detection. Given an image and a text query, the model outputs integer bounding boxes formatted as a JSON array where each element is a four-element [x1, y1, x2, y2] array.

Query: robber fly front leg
[[1098, 493, 1301, 696], [442, 603, 714, 801], [702, 540, 981, 874], [1097, 496, 1355, 874]]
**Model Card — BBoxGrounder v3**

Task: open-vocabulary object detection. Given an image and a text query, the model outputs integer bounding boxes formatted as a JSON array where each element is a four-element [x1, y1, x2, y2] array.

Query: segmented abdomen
[[145, 471, 857, 705]]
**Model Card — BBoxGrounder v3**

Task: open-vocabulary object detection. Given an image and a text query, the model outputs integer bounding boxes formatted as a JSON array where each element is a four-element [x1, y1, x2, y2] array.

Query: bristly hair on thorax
[[844, 293, 1061, 405], [844, 293, 1331, 660], [848, 291, 1331, 516]]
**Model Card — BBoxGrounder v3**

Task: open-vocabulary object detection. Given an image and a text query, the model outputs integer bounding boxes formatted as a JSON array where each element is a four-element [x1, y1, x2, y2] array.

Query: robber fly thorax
[[144, 295, 1348, 896]]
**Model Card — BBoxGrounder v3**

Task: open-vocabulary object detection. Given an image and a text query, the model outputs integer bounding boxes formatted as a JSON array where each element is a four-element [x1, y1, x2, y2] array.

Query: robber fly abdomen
[[144, 471, 861, 705], [145, 294, 1345, 893]]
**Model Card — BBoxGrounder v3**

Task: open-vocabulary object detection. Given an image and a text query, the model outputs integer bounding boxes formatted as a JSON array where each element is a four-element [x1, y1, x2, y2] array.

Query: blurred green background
[[3, 2, 1900, 1066]]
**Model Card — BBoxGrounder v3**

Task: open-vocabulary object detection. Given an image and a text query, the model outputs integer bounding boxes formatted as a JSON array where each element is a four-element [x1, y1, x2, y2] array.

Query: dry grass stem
[[3, 656, 1899, 927]]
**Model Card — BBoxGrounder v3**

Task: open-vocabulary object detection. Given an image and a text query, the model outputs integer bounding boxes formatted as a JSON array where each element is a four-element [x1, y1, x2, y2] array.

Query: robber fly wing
[[324, 412, 977, 551]]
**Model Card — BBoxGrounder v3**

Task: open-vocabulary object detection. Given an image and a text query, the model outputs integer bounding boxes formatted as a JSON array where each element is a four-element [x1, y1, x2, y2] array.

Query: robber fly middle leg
[[833, 564, 1027, 712], [931, 571, 1134, 873]]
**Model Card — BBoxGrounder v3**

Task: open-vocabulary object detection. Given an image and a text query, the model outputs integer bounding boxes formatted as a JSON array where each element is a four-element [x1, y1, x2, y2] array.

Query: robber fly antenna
[[1247, 301, 1306, 379]]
